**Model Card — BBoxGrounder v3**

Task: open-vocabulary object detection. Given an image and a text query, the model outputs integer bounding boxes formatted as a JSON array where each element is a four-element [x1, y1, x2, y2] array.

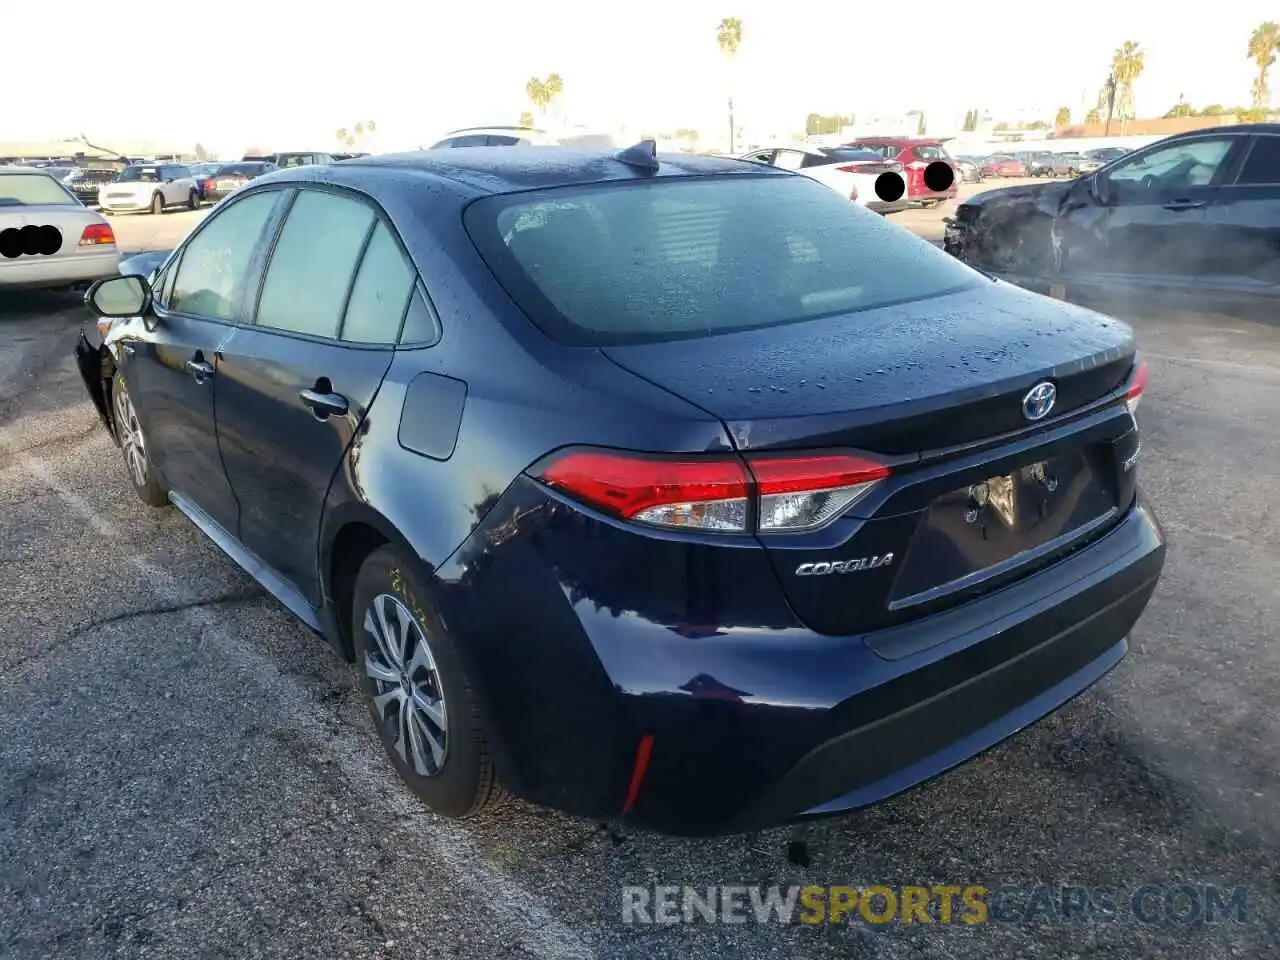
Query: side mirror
[[85, 274, 152, 319]]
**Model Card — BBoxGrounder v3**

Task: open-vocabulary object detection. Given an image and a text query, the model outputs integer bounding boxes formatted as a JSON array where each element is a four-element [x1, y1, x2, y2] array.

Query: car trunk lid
[[0, 204, 114, 262], [601, 283, 1140, 635]]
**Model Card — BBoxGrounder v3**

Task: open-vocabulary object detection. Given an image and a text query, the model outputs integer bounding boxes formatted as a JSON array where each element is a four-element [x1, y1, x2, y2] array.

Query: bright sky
[[6, 2, 1274, 151]]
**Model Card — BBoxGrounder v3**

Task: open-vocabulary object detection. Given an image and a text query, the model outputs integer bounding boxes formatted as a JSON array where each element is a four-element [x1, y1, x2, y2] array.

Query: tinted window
[[256, 190, 375, 338], [486, 135, 522, 146], [342, 222, 415, 343], [1237, 136, 1280, 185], [0, 173, 76, 206], [464, 175, 982, 346], [170, 191, 281, 320], [399, 287, 442, 345], [438, 135, 489, 148]]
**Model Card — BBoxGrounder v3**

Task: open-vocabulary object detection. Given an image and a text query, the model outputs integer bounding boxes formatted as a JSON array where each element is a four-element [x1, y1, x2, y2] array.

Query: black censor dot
[[0, 224, 63, 259], [873, 172, 906, 203], [923, 160, 955, 192]]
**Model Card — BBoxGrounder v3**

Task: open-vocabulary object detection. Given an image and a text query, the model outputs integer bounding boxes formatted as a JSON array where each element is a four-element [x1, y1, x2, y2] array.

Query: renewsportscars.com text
[[622, 884, 1252, 925]]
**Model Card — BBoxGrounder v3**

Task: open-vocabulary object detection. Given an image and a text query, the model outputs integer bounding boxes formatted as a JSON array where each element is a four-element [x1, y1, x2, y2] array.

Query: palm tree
[[1110, 41, 1145, 129], [336, 120, 377, 148], [716, 17, 743, 152], [1248, 21, 1280, 111], [525, 74, 565, 123]]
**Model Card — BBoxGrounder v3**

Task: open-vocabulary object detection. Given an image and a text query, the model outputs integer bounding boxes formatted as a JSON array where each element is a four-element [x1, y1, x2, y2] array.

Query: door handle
[[300, 388, 349, 418], [185, 359, 215, 382], [1162, 199, 1206, 211]]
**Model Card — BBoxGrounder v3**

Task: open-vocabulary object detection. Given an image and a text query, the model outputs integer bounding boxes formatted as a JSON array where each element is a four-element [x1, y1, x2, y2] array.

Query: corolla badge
[[1022, 381, 1057, 421], [795, 554, 894, 576]]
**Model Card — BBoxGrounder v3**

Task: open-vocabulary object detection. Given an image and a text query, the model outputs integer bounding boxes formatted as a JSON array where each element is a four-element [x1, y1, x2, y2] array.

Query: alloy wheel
[[114, 384, 148, 488], [364, 592, 449, 777]]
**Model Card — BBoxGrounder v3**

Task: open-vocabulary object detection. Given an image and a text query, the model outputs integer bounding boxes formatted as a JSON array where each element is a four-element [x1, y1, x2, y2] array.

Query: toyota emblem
[[1022, 381, 1057, 421]]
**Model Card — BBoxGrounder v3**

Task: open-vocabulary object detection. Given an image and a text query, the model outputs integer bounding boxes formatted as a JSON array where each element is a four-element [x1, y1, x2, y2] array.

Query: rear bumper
[[867, 199, 911, 215], [75, 329, 114, 434], [437, 479, 1166, 836], [0, 249, 120, 290]]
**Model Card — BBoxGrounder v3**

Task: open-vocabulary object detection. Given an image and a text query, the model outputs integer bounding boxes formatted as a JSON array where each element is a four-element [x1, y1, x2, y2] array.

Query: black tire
[[188, 190, 199, 210], [110, 375, 168, 507], [150, 193, 164, 216], [352, 545, 504, 818]]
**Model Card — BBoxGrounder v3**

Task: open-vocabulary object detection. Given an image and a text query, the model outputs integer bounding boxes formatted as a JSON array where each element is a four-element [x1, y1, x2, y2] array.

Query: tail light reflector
[[79, 223, 115, 246], [535, 449, 891, 534], [1125, 358, 1149, 415]]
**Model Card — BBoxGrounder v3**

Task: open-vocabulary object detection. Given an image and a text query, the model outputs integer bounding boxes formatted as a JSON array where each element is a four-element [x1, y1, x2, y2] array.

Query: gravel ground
[[1, 183, 1277, 959]]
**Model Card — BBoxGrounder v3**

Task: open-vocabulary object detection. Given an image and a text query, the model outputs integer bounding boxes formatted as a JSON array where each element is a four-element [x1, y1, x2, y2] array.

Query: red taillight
[[1125, 359, 1149, 415], [749, 454, 890, 531], [836, 164, 863, 173], [539, 450, 750, 531], [79, 223, 114, 246], [203, 178, 216, 192], [535, 449, 891, 533]]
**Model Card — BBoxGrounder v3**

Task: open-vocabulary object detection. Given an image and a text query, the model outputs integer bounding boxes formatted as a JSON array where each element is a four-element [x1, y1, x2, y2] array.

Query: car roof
[[0, 165, 55, 176], [339, 146, 781, 195]]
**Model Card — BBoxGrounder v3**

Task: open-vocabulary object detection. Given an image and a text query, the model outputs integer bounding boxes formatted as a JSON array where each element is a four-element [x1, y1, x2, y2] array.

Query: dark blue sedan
[[76, 144, 1166, 836]]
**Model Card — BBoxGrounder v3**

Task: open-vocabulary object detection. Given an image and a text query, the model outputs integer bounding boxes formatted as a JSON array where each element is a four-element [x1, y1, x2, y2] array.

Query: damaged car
[[75, 144, 1164, 837], [943, 125, 1280, 312]]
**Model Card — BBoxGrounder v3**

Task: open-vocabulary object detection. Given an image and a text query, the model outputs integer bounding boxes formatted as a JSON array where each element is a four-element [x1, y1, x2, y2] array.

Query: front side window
[[169, 191, 282, 320], [255, 190, 375, 339], [1102, 138, 1235, 194], [465, 174, 982, 346]]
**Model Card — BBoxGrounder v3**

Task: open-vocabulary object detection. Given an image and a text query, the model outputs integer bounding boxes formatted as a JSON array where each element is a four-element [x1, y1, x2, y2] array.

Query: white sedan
[[98, 162, 201, 216], [738, 145, 910, 215], [0, 167, 121, 291]]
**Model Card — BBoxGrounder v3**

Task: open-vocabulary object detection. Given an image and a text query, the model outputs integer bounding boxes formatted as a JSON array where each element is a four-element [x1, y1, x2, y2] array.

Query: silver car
[[0, 167, 121, 291]]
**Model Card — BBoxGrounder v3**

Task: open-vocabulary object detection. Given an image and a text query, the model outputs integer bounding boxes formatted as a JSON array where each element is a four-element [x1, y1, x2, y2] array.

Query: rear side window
[[464, 174, 982, 346], [341, 222, 415, 343], [170, 190, 281, 320], [256, 190, 375, 338], [486, 135, 522, 146], [1237, 136, 1280, 185], [913, 145, 946, 161]]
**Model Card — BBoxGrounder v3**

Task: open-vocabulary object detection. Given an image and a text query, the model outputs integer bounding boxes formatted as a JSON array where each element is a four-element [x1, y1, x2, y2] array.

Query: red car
[[982, 155, 1028, 178], [840, 137, 960, 207]]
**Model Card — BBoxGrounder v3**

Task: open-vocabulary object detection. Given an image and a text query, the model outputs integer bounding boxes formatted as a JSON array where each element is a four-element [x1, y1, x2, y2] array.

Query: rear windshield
[[216, 162, 269, 176], [0, 173, 77, 206], [818, 147, 888, 163], [464, 174, 982, 346], [913, 145, 950, 161]]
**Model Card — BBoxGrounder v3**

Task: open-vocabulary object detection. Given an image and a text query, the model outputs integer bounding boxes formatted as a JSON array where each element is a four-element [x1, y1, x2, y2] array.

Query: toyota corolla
[[75, 144, 1165, 836]]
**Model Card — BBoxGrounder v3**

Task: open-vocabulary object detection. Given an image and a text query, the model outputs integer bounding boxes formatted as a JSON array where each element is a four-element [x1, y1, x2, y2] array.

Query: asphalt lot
[[2, 180, 1278, 959]]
